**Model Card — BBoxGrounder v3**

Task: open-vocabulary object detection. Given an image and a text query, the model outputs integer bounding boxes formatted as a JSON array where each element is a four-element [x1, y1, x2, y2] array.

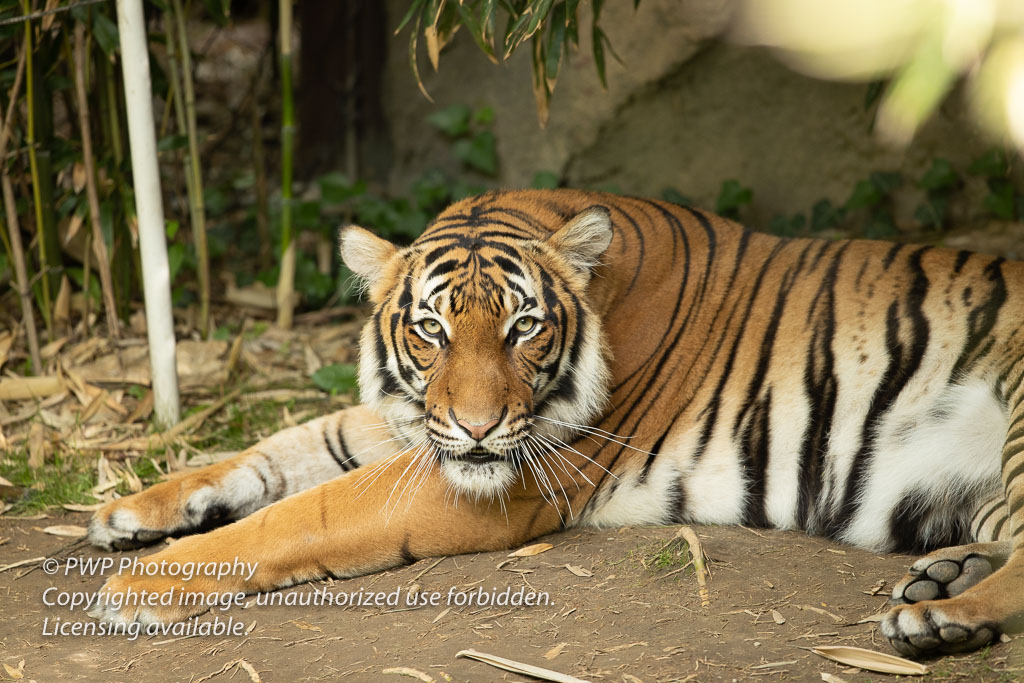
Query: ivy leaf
[[427, 103, 472, 137], [312, 364, 359, 396], [715, 179, 753, 219], [918, 158, 958, 193], [453, 131, 499, 176]]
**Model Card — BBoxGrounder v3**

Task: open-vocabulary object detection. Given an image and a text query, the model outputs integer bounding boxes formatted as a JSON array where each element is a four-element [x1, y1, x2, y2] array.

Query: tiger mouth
[[447, 447, 503, 464]]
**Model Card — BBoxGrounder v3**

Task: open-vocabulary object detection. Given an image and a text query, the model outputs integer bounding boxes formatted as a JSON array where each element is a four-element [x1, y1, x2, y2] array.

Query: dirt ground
[[2, 515, 1023, 682]]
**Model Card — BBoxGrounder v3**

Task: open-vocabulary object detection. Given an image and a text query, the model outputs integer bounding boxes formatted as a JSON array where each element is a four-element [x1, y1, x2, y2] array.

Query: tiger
[[87, 189, 1024, 658]]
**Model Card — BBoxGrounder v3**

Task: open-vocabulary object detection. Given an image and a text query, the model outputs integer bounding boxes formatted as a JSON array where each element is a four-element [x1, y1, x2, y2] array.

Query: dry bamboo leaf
[[289, 620, 322, 632], [771, 609, 786, 624], [28, 422, 47, 469], [456, 649, 590, 683], [544, 643, 568, 660], [40, 525, 88, 538], [509, 542, 553, 557], [62, 502, 104, 512], [820, 674, 848, 683], [0, 330, 12, 372], [564, 564, 593, 578], [126, 390, 154, 423], [54, 276, 72, 324], [383, 667, 434, 682], [432, 607, 451, 624], [0, 557, 44, 573], [72, 161, 87, 193], [424, 25, 441, 70], [235, 659, 261, 683], [41, 336, 69, 359], [810, 646, 927, 675], [2, 659, 25, 679], [855, 613, 886, 624], [0, 376, 64, 401], [64, 212, 85, 245], [799, 605, 845, 623]]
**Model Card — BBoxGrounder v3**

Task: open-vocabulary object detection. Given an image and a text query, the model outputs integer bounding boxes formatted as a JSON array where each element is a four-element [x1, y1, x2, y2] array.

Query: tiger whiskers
[[532, 428, 619, 480], [533, 414, 653, 458], [353, 429, 431, 499]]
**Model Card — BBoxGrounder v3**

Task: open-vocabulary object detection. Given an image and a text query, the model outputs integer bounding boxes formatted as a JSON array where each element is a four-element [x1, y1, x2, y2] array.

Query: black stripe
[[834, 247, 931, 535]]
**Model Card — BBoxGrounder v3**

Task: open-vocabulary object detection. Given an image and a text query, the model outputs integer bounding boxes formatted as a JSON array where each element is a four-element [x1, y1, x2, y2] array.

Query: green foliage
[[428, 104, 499, 177], [531, 171, 561, 189], [715, 179, 753, 220], [661, 188, 694, 207], [914, 158, 961, 229], [969, 149, 1023, 221], [0, 450, 98, 515], [397, 0, 637, 124], [312, 363, 359, 397], [844, 171, 902, 238]]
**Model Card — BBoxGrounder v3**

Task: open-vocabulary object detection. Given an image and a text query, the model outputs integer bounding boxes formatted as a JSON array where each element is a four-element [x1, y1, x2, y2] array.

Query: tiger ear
[[339, 225, 398, 286], [545, 206, 613, 275]]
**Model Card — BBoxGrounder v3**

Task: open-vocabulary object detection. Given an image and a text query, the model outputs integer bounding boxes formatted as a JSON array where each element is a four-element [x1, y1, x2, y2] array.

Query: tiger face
[[340, 206, 615, 498]]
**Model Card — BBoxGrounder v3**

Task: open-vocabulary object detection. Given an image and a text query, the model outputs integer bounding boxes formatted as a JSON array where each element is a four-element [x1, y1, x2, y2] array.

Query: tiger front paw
[[88, 571, 209, 626], [89, 481, 236, 551], [890, 542, 1009, 606], [881, 598, 999, 657]]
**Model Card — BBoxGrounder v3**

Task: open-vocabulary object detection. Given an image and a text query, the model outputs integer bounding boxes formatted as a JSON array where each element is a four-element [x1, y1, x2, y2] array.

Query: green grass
[[0, 449, 100, 515]]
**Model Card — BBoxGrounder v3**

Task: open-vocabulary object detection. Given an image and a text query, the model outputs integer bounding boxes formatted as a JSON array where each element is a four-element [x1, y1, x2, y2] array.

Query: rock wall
[[383, 0, 997, 231]]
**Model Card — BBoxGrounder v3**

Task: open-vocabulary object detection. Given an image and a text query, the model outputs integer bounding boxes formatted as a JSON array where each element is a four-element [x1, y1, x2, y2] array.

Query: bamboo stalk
[[251, 73, 270, 270], [22, 0, 53, 336], [116, 0, 181, 428], [73, 23, 122, 339], [276, 0, 296, 330], [170, 0, 210, 337], [2, 176, 42, 374], [0, 46, 41, 374]]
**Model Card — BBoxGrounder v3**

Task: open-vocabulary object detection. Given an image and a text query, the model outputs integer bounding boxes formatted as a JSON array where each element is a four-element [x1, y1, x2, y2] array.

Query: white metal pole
[[116, 0, 181, 427]]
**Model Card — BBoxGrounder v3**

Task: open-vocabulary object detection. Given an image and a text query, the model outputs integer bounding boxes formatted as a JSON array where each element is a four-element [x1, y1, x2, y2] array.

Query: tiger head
[[340, 204, 614, 499]]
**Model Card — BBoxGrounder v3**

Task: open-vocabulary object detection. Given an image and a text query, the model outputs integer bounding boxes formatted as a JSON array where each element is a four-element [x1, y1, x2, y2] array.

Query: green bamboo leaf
[[524, 0, 555, 39], [565, 0, 580, 23], [545, 3, 566, 81], [592, 25, 607, 89], [394, 0, 427, 35], [455, 1, 498, 62], [91, 13, 119, 56], [408, 9, 433, 101]]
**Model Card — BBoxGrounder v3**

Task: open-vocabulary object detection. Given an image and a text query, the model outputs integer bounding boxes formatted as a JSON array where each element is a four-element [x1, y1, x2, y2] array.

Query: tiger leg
[[88, 453, 562, 625], [882, 397, 1024, 656], [88, 405, 400, 550]]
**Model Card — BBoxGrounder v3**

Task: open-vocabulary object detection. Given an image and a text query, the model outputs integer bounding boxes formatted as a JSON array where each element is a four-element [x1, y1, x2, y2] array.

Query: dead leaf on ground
[[28, 422, 48, 469], [544, 642, 568, 660], [39, 525, 88, 538], [820, 673, 848, 683], [62, 503, 104, 512], [810, 646, 927, 676], [2, 659, 25, 679], [289, 620, 322, 632], [0, 376, 64, 401], [382, 667, 435, 682], [456, 649, 590, 683], [0, 330, 13, 372], [564, 564, 593, 578], [509, 542, 553, 558], [771, 609, 786, 624]]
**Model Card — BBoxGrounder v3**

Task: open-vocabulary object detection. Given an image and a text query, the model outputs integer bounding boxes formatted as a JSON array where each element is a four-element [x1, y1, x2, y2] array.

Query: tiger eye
[[420, 319, 442, 335], [514, 317, 538, 334]]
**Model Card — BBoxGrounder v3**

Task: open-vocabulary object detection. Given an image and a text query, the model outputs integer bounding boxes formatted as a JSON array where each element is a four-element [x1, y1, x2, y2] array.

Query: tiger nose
[[452, 411, 501, 442]]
